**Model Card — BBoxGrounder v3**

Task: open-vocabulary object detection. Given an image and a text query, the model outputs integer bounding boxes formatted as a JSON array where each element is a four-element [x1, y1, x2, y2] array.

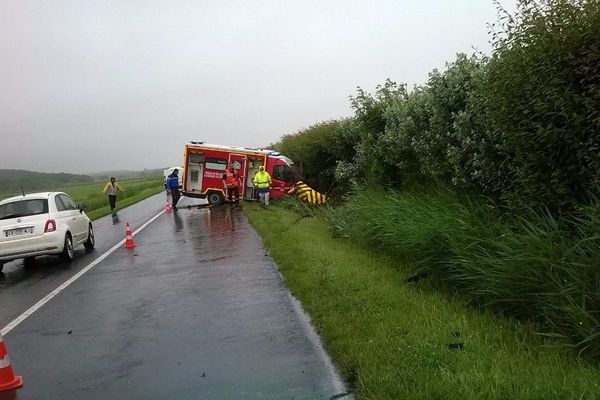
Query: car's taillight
[[44, 219, 56, 233]]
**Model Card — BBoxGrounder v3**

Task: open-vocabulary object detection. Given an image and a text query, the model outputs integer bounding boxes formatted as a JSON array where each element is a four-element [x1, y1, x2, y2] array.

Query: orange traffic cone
[[124, 223, 136, 249], [0, 333, 23, 393], [165, 201, 173, 214]]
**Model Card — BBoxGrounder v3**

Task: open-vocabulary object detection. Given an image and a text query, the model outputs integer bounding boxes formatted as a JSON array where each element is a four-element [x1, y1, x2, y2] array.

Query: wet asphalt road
[[0, 194, 166, 328], [0, 195, 347, 399]]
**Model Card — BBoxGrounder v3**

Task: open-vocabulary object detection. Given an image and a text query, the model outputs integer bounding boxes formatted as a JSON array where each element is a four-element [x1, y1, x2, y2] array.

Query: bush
[[484, 0, 600, 212], [270, 0, 600, 361], [381, 55, 491, 192], [349, 80, 409, 187], [330, 188, 600, 360], [275, 121, 342, 193], [279, 1, 600, 213]]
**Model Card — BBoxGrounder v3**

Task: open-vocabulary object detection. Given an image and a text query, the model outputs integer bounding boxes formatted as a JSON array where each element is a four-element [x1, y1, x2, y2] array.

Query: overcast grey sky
[[0, 0, 516, 173]]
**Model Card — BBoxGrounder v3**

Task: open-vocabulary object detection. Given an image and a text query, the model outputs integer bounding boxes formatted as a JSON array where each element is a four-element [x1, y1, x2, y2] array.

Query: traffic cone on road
[[0, 333, 23, 393], [123, 223, 136, 249], [165, 201, 173, 214]]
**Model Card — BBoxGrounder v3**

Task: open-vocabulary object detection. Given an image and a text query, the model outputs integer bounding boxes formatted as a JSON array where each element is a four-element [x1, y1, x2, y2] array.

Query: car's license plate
[[4, 227, 34, 237]]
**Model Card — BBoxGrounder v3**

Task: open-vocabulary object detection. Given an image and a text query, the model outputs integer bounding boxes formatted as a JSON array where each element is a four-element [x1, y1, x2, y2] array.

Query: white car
[[0, 192, 95, 272]]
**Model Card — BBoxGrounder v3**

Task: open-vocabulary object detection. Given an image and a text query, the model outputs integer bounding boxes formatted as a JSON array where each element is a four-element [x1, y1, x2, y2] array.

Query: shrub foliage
[[271, 0, 600, 360], [276, 0, 600, 212]]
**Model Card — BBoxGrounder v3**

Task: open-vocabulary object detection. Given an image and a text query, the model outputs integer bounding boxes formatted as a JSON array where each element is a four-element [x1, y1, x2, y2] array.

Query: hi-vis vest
[[253, 171, 271, 189], [225, 170, 238, 187], [103, 181, 123, 196], [287, 181, 326, 205]]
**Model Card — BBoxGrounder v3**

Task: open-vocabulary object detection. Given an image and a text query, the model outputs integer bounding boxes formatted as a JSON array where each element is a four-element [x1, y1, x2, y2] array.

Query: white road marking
[[0, 209, 165, 336]]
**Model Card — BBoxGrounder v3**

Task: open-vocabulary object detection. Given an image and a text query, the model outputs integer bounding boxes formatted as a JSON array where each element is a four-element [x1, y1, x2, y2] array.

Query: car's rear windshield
[[0, 199, 49, 220]]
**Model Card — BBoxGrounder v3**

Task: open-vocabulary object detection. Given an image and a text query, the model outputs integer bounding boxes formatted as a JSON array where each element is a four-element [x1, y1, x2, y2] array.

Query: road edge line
[[0, 209, 165, 336]]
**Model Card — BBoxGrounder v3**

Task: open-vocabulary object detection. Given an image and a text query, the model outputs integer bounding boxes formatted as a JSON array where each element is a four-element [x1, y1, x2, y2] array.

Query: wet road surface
[[1, 196, 347, 399], [0, 193, 166, 328]]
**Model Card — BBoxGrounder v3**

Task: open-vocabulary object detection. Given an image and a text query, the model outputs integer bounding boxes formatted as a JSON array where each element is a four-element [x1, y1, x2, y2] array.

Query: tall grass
[[246, 203, 600, 399], [329, 189, 600, 360]]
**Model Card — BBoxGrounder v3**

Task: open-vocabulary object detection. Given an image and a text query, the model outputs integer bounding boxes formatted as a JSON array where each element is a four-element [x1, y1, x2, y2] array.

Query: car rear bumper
[[0, 232, 64, 261]]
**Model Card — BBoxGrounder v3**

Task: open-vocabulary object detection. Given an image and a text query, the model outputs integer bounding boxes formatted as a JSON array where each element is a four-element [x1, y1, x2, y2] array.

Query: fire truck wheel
[[207, 191, 225, 206]]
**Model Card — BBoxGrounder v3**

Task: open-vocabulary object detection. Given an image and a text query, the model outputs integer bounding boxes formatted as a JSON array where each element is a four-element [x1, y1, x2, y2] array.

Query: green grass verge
[[328, 189, 600, 360], [63, 177, 164, 220], [245, 203, 600, 400], [1, 177, 164, 221]]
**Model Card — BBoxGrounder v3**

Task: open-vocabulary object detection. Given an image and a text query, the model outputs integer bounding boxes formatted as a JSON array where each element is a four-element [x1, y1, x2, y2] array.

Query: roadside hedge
[[271, 0, 600, 361], [276, 0, 600, 214]]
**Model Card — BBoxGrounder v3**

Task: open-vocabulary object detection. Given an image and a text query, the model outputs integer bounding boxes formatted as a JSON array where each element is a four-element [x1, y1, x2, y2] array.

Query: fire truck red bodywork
[[182, 142, 300, 205]]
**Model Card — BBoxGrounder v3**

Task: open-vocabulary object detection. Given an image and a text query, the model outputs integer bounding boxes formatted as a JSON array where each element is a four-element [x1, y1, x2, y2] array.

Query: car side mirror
[[78, 203, 87, 213]]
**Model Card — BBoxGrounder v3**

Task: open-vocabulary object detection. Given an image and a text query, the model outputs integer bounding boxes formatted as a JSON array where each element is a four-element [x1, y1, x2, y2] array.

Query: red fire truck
[[182, 142, 301, 205]]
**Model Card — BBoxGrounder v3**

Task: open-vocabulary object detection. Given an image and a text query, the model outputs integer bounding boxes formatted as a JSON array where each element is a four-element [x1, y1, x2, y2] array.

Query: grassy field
[[245, 203, 600, 400], [1, 177, 164, 221], [65, 177, 165, 220]]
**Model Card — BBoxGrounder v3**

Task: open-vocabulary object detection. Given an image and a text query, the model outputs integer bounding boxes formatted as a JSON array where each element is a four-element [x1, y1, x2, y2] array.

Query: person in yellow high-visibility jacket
[[102, 177, 125, 210], [252, 166, 272, 206]]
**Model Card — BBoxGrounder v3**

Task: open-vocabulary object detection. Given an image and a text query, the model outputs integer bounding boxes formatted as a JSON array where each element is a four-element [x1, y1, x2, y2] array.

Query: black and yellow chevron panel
[[288, 181, 326, 205]]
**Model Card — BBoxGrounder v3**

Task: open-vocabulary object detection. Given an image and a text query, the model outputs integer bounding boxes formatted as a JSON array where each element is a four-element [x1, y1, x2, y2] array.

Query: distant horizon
[[0, 167, 169, 176]]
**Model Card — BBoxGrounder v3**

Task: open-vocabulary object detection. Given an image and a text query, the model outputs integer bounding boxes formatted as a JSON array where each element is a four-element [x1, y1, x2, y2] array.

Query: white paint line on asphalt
[[1, 209, 165, 337]]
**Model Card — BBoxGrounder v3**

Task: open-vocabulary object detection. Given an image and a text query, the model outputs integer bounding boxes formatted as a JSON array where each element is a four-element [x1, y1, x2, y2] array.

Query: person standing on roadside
[[252, 166, 272, 206], [166, 169, 182, 211], [222, 164, 242, 205], [103, 177, 124, 210]]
